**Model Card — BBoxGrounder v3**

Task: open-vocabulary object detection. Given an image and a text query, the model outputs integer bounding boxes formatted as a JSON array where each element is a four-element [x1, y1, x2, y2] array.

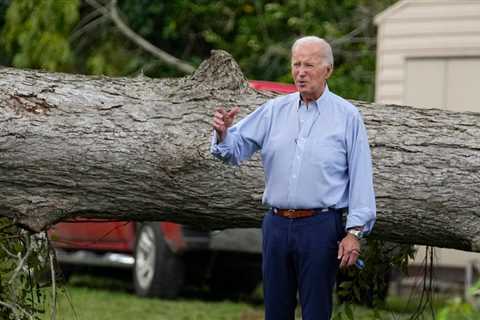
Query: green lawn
[[41, 274, 263, 320], [39, 274, 447, 320], [43, 287, 260, 320]]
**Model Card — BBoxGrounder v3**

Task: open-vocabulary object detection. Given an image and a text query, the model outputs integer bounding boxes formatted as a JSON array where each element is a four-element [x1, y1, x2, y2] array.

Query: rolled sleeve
[[345, 207, 375, 234], [210, 102, 270, 166], [210, 130, 238, 164]]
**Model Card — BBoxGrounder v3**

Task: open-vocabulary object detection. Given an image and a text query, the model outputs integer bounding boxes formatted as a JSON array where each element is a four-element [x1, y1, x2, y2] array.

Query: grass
[[41, 273, 263, 320], [42, 285, 263, 320], [38, 273, 451, 320]]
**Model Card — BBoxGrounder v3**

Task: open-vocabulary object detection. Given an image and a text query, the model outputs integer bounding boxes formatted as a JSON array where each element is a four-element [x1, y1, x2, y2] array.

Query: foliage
[[1, 0, 80, 71], [437, 297, 480, 320], [0, 0, 397, 101], [116, 0, 397, 100], [336, 240, 415, 308], [435, 280, 480, 320], [0, 218, 50, 320], [84, 35, 144, 76]]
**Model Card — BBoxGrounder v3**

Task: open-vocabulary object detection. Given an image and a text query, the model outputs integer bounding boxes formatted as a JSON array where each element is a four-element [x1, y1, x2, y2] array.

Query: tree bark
[[0, 51, 479, 252]]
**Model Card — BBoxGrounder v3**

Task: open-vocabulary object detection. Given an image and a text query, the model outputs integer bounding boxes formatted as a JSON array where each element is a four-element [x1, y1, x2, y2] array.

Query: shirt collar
[[296, 84, 330, 111]]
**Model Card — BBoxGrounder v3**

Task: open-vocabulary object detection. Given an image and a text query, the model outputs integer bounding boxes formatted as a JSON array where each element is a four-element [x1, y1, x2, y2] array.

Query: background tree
[[1, 0, 397, 100], [1, 0, 79, 71]]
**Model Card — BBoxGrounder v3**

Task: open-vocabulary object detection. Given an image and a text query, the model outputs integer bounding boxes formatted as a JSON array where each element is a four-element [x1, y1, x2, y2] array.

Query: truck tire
[[133, 222, 184, 298]]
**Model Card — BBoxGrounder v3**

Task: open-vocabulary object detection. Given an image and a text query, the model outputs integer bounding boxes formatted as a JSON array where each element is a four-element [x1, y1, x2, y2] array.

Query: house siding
[[374, 0, 480, 106]]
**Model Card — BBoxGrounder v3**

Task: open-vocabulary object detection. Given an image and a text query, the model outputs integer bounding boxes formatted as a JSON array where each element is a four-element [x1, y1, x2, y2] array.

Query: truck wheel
[[133, 222, 184, 298]]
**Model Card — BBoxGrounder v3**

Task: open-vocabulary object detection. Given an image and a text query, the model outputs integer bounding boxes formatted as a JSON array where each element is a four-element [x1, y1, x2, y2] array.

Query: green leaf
[[345, 304, 354, 320]]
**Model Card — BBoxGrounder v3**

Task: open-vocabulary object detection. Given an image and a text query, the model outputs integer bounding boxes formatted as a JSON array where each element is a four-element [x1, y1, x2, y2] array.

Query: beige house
[[374, 0, 480, 290], [375, 0, 480, 112]]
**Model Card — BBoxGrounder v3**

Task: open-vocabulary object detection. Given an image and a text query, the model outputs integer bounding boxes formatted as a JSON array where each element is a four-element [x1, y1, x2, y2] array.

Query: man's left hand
[[337, 233, 361, 268]]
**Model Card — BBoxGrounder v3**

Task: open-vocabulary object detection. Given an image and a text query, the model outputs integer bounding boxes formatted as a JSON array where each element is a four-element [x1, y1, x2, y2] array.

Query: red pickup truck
[[48, 80, 297, 299]]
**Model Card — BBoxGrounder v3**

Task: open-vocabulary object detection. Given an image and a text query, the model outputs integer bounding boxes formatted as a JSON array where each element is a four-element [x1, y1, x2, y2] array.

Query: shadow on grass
[[61, 266, 264, 305], [64, 267, 133, 292], [59, 267, 451, 320]]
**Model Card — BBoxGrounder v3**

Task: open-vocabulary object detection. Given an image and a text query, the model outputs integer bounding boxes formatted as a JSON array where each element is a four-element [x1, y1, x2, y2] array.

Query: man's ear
[[325, 64, 333, 79]]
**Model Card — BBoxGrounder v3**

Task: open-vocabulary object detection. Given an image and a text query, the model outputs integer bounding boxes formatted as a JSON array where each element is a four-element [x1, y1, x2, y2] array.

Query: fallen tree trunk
[[0, 51, 479, 251]]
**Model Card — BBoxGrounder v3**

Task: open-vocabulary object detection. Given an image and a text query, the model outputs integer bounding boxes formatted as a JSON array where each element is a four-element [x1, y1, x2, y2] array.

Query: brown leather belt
[[272, 208, 331, 219]]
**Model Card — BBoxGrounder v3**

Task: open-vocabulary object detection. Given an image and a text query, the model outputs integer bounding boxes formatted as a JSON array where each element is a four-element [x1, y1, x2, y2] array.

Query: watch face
[[349, 230, 362, 239]]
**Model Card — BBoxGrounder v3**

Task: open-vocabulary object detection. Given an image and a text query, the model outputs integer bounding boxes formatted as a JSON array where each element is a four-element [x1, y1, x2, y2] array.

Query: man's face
[[291, 43, 332, 103]]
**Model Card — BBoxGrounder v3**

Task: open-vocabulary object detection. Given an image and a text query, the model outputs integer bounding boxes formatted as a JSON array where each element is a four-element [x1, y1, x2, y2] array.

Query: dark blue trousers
[[262, 209, 344, 320]]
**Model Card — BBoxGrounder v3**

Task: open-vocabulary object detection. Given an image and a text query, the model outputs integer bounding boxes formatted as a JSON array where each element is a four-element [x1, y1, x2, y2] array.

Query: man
[[210, 36, 376, 320]]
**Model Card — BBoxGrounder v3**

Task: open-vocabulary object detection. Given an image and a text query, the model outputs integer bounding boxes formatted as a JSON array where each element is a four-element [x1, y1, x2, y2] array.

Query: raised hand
[[212, 106, 240, 142]]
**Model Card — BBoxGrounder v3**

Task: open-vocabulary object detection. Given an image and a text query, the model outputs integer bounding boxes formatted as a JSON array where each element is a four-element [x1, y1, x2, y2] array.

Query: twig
[[0, 300, 34, 320], [8, 238, 34, 285], [50, 250, 57, 320], [70, 15, 108, 42], [58, 285, 80, 320], [46, 237, 80, 320], [0, 234, 23, 241], [407, 246, 436, 320], [84, 0, 195, 74], [331, 24, 366, 46], [49, 221, 131, 249], [0, 221, 16, 233], [0, 243, 18, 258], [74, 3, 104, 33]]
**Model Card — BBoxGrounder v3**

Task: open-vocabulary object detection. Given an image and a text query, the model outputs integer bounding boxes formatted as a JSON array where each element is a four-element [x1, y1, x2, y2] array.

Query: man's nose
[[298, 66, 308, 76]]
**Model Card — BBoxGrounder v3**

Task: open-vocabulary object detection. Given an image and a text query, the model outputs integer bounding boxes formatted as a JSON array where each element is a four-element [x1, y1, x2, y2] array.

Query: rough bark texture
[[0, 51, 479, 251]]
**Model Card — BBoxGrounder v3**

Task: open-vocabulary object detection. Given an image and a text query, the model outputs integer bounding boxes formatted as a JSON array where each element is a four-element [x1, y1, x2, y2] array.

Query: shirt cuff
[[345, 207, 375, 235], [210, 130, 234, 159]]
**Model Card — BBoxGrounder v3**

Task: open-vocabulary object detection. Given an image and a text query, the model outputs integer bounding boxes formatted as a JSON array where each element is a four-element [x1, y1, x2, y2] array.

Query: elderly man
[[210, 36, 376, 320]]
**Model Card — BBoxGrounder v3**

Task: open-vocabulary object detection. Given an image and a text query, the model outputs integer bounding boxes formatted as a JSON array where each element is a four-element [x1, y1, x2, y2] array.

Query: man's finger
[[213, 124, 224, 133], [351, 248, 361, 255], [214, 113, 225, 121], [214, 111, 225, 119], [213, 117, 224, 126], [340, 254, 349, 268], [227, 106, 240, 118], [216, 107, 226, 115], [338, 243, 347, 268], [337, 243, 344, 260], [347, 252, 358, 267], [213, 119, 225, 131]]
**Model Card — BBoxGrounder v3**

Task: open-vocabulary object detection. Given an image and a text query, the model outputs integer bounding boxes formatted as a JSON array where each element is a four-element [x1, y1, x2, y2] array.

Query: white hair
[[292, 36, 334, 67]]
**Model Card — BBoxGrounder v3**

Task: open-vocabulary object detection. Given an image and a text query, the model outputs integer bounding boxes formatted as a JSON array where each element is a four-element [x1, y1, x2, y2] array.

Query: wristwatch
[[347, 228, 364, 240]]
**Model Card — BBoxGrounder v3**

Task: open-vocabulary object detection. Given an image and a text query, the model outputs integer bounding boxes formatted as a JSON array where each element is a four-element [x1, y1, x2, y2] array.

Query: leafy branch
[[0, 218, 52, 320], [83, 0, 195, 74]]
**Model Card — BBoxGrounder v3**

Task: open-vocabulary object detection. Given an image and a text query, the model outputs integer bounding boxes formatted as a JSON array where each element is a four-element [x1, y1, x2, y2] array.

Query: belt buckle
[[287, 209, 295, 218]]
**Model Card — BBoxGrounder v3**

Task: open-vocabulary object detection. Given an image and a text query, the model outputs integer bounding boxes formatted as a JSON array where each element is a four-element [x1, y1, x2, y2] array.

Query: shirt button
[[293, 175, 297, 179], [297, 155, 300, 159]]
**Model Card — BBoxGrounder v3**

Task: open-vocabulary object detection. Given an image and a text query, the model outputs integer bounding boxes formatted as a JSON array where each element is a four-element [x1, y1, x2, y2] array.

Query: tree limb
[[84, 0, 195, 74], [0, 50, 479, 253]]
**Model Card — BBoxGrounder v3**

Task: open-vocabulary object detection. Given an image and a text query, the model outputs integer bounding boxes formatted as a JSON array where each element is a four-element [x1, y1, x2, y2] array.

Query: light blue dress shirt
[[211, 86, 376, 233]]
